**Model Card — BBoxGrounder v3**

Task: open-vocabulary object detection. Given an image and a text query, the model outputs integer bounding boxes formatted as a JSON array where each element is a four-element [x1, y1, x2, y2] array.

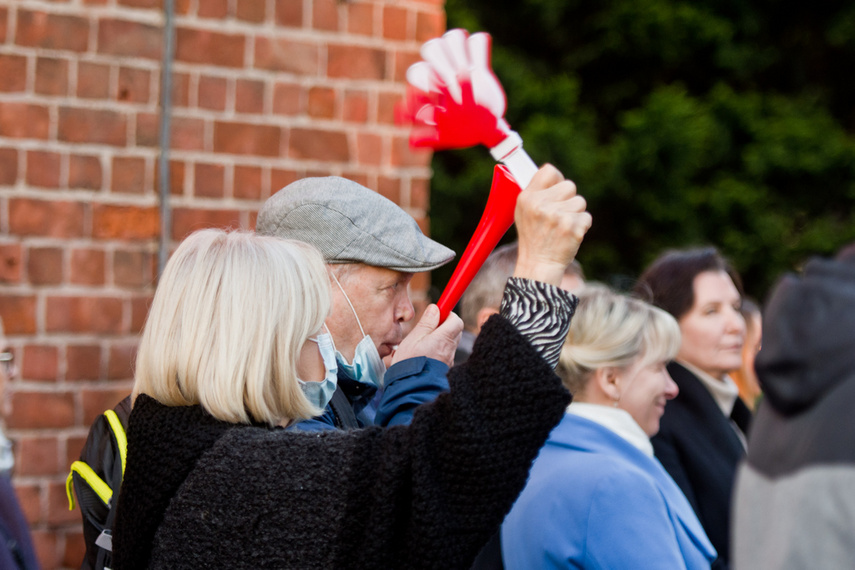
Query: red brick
[[28, 247, 63, 285], [21, 345, 58, 381], [328, 44, 386, 80], [66, 435, 88, 469], [275, 0, 302, 26], [0, 243, 22, 283], [0, 103, 50, 139], [9, 199, 85, 238], [82, 388, 132, 425], [416, 10, 446, 42], [119, 0, 162, 7], [114, 249, 153, 288], [271, 169, 298, 192], [69, 154, 103, 190], [63, 532, 86, 570], [14, 483, 41, 525], [155, 159, 186, 195], [135, 112, 158, 147], [130, 295, 153, 333], [59, 107, 127, 146], [340, 171, 369, 188], [343, 90, 369, 123], [0, 8, 6, 43], [233, 165, 262, 200], [214, 121, 280, 156], [392, 135, 432, 167], [111, 156, 147, 194], [16, 437, 59, 476], [194, 163, 225, 198], [394, 49, 421, 82], [46, 296, 125, 334], [235, 79, 265, 114], [92, 204, 159, 240], [198, 0, 228, 18], [16, 10, 89, 51], [0, 55, 28, 92], [272, 82, 301, 116], [171, 207, 242, 240], [107, 344, 137, 380], [7, 391, 75, 429], [117, 66, 151, 103], [76, 61, 111, 99], [248, 210, 258, 230], [254, 37, 319, 74], [66, 345, 102, 381], [47, 481, 79, 525], [383, 6, 408, 40], [26, 150, 61, 188], [312, 0, 339, 30], [34, 57, 69, 95], [377, 176, 401, 203], [356, 133, 382, 166], [176, 28, 245, 68], [0, 147, 17, 184], [307, 87, 336, 119], [198, 75, 227, 111], [348, 2, 375, 36], [289, 128, 349, 162], [170, 71, 191, 108], [170, 117, 205, 151], [411, 177, 430, 210], [70, 248, 106, 285], [32, 529, 59, 569], [377, 91, 401, 124], [98, 18, 162, 59], [237, 0, 266, 22], [0, 295, 36, 334]]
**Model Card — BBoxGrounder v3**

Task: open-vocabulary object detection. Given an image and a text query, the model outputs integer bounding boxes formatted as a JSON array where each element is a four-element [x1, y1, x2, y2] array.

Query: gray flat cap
[[257, 176, 455, 272]]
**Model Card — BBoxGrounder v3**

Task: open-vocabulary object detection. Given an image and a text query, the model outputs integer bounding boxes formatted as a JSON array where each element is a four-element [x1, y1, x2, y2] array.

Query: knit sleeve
[[500, 277, 578, 368]]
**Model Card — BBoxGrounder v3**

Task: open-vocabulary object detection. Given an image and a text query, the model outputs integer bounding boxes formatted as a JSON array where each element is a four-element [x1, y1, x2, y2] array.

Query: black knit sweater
[[113, 315, 571, 569]]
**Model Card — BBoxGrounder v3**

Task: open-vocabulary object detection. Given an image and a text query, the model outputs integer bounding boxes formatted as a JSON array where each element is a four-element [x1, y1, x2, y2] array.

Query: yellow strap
[[103, 409, 127, 476], [66, 461, 111, 511]]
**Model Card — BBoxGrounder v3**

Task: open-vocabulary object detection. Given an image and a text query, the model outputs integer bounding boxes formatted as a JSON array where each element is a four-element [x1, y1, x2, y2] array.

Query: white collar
[[677, 360, 739, 417], [567, 402, 654, 457]]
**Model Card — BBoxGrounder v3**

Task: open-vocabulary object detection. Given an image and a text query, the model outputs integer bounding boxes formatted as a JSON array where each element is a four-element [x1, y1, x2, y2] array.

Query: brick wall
[[0, 0, 445, 567]]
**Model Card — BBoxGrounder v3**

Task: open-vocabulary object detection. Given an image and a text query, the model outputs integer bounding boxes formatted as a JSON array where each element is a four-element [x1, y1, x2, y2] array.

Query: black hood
[[755, 256, 855, 416]]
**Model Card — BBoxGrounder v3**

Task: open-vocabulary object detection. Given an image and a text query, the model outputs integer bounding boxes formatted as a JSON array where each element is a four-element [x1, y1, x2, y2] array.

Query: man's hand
[[391, 304, 463, 368], [513, 164, 592, 287]]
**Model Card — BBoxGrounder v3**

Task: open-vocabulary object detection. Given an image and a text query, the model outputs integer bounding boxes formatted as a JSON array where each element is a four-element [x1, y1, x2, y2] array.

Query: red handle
[[437, 164, 522, 322]]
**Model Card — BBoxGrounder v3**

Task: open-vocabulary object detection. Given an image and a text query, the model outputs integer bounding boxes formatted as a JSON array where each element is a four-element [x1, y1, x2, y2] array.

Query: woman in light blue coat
[[502, 286, 716, 569]]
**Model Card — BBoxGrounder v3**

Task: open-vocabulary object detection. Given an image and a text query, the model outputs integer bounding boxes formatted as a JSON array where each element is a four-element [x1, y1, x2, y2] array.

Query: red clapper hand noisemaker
[[397, 29, 539, 321]]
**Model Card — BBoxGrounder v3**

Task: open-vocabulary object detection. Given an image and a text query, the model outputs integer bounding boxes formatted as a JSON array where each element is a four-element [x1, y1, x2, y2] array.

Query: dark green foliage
[[429, 0, 855, 300]]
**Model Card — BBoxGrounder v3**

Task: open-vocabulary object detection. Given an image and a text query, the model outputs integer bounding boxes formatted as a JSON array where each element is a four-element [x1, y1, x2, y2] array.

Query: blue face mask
[[330, 272, 387, 389], [297, 332, 338, 410]]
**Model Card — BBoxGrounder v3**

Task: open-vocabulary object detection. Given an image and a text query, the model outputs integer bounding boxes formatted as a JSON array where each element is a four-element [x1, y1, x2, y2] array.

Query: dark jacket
[[0, 475, 39, 570], [113, 316, 571, 570], [733, 255, 855, 569], [652, 361, 751, 570]]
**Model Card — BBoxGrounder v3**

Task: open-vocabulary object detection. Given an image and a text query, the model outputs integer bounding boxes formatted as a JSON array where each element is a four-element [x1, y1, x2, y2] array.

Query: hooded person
[[732, 244, 855, 569], [256, 176, 457, 430]]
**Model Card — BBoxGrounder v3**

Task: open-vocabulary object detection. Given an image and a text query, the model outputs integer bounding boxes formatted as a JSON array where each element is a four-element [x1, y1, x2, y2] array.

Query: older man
[[257, 176, 459, 430]]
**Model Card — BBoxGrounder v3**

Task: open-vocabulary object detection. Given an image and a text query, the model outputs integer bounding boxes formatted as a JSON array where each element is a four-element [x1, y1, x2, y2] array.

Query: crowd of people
[[3, 157, 852, 569]]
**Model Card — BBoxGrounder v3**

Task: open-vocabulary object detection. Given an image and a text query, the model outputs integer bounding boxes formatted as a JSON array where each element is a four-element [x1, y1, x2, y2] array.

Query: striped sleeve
[[499, 277, 578, 369]]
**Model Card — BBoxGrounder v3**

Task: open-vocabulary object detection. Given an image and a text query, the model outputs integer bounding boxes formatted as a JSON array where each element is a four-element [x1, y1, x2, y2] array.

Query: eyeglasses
[[0, 352, 13, 376]]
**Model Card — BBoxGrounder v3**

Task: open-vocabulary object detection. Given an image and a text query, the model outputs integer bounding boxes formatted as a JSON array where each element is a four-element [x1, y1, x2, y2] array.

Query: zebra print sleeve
[[499, 277, 578, 369]]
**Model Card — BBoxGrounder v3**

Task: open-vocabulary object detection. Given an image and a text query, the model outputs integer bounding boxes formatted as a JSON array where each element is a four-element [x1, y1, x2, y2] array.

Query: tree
[[429, 0, 855, 301]]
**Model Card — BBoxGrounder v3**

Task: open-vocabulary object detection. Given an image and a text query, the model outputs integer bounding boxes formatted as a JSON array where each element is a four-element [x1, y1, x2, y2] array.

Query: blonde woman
[[501, 286, 716, 569], [113, 165, 592, 569]]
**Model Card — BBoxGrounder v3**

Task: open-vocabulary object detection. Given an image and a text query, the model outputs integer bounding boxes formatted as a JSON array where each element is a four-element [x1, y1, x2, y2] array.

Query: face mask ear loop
[[330, 270, 367, 338]]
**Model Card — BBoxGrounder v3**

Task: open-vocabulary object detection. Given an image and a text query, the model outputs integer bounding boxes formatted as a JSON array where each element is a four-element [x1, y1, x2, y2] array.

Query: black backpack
[[66, 396, 131, 570]]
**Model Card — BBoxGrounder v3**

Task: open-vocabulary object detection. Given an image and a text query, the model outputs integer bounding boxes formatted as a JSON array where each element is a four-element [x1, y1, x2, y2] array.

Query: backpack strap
[[328, 385, 359, 429], [66, 461, 111, 510], [103, 409, 127, 475]]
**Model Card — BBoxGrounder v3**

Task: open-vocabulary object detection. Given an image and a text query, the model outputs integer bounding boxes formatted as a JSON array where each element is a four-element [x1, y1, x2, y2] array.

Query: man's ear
[[475, 307, 500, 334]]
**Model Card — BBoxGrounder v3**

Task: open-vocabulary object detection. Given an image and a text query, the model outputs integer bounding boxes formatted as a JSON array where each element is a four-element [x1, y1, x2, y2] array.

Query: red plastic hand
[[437, 164, 522, 322], [397, 79, 509, 151]]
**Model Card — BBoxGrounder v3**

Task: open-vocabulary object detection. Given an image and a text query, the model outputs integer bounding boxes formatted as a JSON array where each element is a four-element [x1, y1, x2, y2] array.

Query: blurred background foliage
[[429, 0, 855, 302]]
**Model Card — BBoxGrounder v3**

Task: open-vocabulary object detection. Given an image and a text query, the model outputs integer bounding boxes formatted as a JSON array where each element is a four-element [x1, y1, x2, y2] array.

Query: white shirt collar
[[677, 359, 739, 417], [567, 402, 654, 457]]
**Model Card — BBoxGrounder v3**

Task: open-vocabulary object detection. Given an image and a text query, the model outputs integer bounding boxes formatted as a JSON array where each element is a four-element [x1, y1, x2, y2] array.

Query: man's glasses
[[0, 352, 14, 376]]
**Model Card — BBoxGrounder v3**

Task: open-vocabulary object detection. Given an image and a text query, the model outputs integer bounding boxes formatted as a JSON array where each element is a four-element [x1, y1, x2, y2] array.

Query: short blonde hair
[[557, 284, 681, 395], [133, 229, 330, 426]]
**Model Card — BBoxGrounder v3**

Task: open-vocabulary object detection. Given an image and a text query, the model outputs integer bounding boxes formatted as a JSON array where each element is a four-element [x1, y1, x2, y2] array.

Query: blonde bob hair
[[557, 284, 681, 395], [133, 229, 330, 426]]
